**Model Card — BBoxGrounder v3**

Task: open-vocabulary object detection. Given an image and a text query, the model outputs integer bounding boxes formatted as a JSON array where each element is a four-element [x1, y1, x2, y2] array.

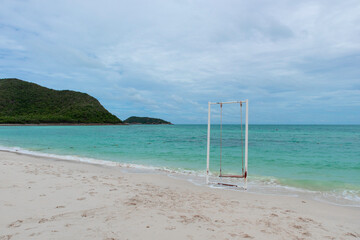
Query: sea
[[0, 124, 359, 207]]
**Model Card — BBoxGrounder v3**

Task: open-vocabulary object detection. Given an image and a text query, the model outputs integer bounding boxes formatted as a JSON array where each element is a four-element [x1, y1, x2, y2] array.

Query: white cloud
[[0, 0, 359, 123]]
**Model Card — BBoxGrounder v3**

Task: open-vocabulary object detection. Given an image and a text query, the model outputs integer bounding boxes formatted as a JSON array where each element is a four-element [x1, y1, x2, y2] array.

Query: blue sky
[[1, 0, 359, 124]]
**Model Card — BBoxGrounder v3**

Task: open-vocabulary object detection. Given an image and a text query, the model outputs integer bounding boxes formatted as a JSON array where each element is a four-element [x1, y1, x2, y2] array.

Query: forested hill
[[0, 78, 122, 124], [124, 116, 172, 125]]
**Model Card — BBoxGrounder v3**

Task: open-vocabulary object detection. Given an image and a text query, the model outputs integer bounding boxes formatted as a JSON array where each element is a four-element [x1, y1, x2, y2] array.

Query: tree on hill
[[0, 78, 122, 124]]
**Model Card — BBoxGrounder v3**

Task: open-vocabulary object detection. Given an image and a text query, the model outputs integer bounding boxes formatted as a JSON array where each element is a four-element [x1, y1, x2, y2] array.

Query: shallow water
[[0, 124, 359, 206]]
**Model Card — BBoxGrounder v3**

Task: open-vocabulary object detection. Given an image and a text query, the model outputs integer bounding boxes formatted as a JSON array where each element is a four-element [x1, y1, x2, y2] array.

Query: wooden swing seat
[[217, 182, 238, 187], [219, 173, 245, 178]]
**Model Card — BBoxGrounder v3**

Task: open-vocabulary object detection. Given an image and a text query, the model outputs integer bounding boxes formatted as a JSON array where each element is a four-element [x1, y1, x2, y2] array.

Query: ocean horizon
[[0, 124, 359, 207]]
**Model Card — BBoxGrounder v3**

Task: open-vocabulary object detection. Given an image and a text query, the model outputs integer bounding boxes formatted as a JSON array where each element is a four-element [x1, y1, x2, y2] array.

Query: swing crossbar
[[209, 101, 245, 105]]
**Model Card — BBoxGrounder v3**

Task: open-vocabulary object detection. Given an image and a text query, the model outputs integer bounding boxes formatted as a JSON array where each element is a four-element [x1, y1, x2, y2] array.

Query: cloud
[[0, 0, 359, 123]]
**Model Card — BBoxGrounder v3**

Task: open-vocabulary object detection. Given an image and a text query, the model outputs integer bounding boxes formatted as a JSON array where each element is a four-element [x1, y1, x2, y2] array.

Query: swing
[[219, 102, 246, 179], [206, 100, 249, 189]]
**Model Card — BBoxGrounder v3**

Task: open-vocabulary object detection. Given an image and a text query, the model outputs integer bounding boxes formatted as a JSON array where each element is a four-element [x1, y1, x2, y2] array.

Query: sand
[[0, 151, 359, 240]]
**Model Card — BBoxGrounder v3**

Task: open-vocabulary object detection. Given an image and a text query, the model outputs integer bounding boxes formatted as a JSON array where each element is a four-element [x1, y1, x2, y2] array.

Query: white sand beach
[[0, 151, 359, 240]]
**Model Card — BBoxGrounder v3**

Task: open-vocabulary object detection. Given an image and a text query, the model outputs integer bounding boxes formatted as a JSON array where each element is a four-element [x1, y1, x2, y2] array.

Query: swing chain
[[219, 102, 244, 177], [240, 102, 244, 174]]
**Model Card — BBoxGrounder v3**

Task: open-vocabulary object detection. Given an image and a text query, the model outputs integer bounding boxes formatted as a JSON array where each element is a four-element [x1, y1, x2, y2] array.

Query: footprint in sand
[[0, 234, 13, 240], [38, 218, 49, 224], [345, 232, 360, 238], [242, 233, 254, 239], [293, 224, 302, 229], [81, 211, 95, 218], [29, 232, 41, 237], [298, 217, 314, 223], [8, 220, 23, 228]]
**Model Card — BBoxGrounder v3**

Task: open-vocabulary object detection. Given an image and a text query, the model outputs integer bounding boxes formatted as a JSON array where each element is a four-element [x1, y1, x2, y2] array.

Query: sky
[[0, 0, 359, 124]]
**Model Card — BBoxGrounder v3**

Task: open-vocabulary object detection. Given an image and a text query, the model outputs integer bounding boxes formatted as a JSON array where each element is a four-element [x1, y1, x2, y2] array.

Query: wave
[[0, 145, 205, 176]]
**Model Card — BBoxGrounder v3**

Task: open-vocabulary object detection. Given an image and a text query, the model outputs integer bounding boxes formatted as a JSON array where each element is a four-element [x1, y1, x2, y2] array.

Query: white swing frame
[[206, 100, 249, 189]]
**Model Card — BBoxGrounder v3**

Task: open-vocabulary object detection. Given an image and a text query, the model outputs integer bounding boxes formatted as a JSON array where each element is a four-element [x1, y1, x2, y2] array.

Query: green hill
[[0, 78, 122, 124], [124, 116, 172, 125]]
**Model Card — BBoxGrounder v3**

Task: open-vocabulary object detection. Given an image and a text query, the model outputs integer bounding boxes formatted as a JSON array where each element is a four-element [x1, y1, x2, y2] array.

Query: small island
[[0, 78, 122, 124], [124, 116, 172, 125]]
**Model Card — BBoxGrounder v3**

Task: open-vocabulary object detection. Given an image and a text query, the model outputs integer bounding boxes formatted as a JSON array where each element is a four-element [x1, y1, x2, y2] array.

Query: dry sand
[[0, 151, 359, 240]]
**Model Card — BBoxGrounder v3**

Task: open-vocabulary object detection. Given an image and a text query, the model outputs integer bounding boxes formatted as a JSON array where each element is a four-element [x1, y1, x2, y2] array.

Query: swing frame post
[[206, 102, 211, 184], [206, 100, 249, 189], [244, 99, 249, 189]]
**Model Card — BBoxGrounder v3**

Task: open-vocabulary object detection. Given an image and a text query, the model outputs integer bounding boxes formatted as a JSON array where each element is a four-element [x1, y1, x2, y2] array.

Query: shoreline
[[1, 151, 359, 239], [0, 146, 359, 209]]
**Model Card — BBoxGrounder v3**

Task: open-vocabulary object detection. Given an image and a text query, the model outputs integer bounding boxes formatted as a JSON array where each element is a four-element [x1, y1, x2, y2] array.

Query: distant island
[[0, 78, 122, 124], [0, 78, 172, 125], [124, 116, 172, 125]]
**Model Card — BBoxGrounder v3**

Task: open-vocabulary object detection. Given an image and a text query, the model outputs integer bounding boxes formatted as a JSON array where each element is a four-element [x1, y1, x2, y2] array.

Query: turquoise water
[[0, 125, 359, 206]]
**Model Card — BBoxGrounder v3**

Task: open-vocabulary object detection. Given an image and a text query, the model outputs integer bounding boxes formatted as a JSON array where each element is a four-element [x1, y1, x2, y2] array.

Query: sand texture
[[0, 151, 359, 239]]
